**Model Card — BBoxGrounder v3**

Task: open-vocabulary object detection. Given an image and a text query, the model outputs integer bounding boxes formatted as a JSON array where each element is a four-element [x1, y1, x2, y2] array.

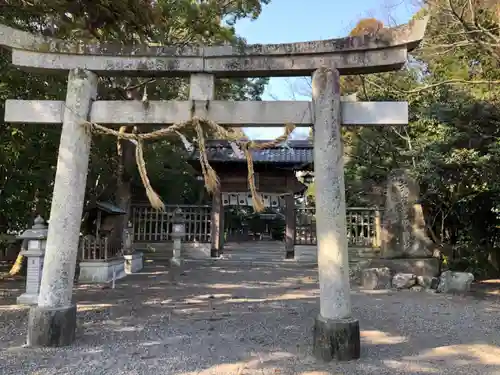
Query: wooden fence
[[131, 204, 212, 243], [131, 204, 381, 247], [295, 207, 381, 247], [80, 235, 123, 261]]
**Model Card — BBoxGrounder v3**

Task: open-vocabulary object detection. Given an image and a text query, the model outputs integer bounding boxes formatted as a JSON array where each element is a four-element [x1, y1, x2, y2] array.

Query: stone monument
[[380, 169, 439, 277]]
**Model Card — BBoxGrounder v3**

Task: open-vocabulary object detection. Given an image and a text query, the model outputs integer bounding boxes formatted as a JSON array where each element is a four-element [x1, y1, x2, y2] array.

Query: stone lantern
[[123, 221, 143, 274], [170, 208, 186, 266], [16, 215, 48, 305], [123, 221, 134, 255]]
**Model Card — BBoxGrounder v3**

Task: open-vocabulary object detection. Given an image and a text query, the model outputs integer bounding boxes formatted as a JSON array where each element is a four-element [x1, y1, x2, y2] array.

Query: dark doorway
[[223, 206, 285, 243]]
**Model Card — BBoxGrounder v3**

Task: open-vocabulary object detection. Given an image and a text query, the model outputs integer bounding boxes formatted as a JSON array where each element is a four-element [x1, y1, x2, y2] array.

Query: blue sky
[[234, 0, 419, 139]]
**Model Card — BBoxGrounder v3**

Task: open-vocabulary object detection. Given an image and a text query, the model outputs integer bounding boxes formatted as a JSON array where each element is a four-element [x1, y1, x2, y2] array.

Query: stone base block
[[124, 252, 143, 274], [295, 245, 317, 263], [170, 257, 182, 267], [27, 304, 77, 347], [313, 315, 360, 362], [78, 258, 126, 283], [183, 243, 211, 259], [17, 293, 39, 306]]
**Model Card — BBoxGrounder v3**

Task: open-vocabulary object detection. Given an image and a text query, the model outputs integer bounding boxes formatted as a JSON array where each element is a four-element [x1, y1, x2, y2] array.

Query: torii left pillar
[[28, 69, 97, 347]]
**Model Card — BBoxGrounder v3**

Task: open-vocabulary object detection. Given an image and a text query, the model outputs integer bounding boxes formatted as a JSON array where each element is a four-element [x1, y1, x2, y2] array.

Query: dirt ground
[[1, 263, 500, 375]]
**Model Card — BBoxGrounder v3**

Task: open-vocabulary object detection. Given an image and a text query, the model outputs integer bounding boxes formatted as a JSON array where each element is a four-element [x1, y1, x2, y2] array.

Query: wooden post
[[285, 193, 295, 259], [374, 209, 382, 248], [312, 67, 360, 362], [28, 68, 97, 347], [210, 191, 223, 257]]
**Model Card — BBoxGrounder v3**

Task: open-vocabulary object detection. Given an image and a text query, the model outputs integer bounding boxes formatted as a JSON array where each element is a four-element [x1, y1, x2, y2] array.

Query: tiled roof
[[84, 201, 127, 215], [193, 140, 313, 166]]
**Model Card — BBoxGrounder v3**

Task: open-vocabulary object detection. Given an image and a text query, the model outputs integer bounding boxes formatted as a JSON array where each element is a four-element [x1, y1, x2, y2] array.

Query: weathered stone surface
[[417, 275, 439, 289], [313, 315, 360, 362], [203, 48, 408, 77], [37, 69, 97, 309], [0, 17, 428, 56], [5, 99, 409, 127], [313, 67, 351, 320], [437, 271, 474, 293], [361, 267, 392, 290], [171, 238, 183, 267], [392, 273, 416, 289], [11, 46, 408, 77], [349, 263, 363, 285], [361, 258, 440, 277], [124, 252, 144, 274], [409, 285, 424, 292], [381, 169, 434, 258], [189, 73, 215, 100], [0, 16, 428, 76], [27, 305, 77, 347], [78, 259, 126, 283]]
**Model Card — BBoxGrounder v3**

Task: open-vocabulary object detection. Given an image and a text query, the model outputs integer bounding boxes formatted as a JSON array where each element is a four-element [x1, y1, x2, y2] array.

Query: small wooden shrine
[[188, 139, 314, 258], [80, 201, 127, 261]]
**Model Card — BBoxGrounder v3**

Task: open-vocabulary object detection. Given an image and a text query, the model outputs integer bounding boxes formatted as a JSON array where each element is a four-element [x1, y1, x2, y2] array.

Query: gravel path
[[1, 263, 500, 375]]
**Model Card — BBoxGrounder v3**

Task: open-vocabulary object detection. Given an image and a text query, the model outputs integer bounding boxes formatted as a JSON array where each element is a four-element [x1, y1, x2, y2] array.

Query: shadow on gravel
[[1, 263, 500, 374]]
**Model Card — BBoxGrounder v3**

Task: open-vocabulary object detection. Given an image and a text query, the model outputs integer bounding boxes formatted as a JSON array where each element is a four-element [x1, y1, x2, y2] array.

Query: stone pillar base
[[285, 250, 295, 259], [17, 293, 39, 306], [27, 304, 77, 347], [313, 315, 360, 362], [170, 257, 182, 267]]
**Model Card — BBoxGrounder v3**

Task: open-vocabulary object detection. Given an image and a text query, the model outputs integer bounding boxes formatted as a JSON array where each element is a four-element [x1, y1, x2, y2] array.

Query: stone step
[[182, 260, 365, 272], [184, 258, 316, 268]]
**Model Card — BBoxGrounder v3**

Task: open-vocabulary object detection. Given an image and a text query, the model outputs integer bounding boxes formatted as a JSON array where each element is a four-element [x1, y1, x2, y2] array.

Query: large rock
[[437, 271, 474, 293], [349, 263, 363, 285], [417, 275, 439, 289], [381, 170, 434, 258], [361, 267, 392, 290], [392, 273, 416, 289], [359, 258, 439, 278]]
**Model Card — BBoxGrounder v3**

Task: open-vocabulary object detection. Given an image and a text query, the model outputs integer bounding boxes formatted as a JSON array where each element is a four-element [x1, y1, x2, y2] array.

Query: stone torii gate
[[0, 17, 427, 360]]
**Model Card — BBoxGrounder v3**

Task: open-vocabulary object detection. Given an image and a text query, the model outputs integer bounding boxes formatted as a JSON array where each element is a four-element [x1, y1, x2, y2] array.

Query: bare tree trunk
[[108, 126, 136, 251]]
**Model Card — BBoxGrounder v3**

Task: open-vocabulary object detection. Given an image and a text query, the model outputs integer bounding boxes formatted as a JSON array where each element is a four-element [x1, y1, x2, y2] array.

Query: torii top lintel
[[0, 15, 428, 78]]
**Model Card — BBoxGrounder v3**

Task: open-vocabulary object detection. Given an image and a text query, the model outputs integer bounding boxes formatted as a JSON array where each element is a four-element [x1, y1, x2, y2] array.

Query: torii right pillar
[[312, 67, 360, 361]]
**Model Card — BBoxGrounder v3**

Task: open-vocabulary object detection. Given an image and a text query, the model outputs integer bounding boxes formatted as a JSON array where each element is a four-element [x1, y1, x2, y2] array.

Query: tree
[[343, 6, 500, 277], [299, 8, 500, 277], [342, 18, 385, 95], [422, 0, 500, 64], [0, 0, 271, 272]]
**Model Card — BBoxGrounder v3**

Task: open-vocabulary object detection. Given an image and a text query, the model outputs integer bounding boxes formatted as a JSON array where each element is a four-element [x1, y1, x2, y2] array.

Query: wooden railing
[[131, 204, 212, 243], [131, 204, 381, 247], [80, 235, 123, 261], [295, 207, 381, 247]]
